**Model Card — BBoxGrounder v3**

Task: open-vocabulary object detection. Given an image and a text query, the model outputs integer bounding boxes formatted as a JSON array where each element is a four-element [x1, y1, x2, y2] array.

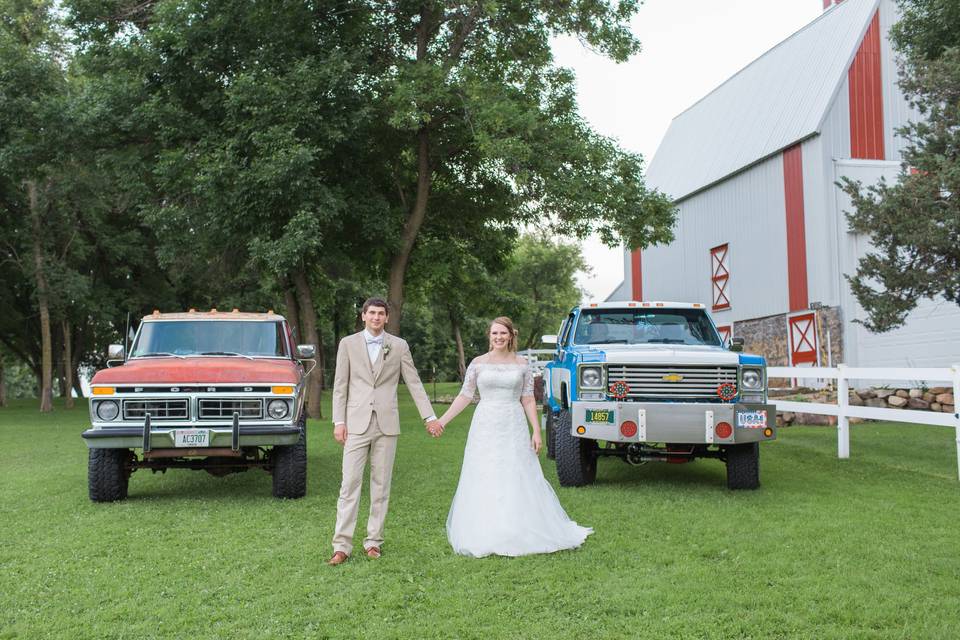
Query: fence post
[[837, 363, 850, 459], [953, 364, 960, 482]]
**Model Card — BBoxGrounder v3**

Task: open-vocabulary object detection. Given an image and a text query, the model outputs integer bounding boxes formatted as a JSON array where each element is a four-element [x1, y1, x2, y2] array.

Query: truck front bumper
[[570, 400, 776, 445], [82, 424, 301, 449]]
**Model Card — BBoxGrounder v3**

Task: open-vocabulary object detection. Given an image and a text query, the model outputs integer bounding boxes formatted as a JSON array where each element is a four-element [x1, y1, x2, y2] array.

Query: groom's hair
[[362, 297, 390, 314]]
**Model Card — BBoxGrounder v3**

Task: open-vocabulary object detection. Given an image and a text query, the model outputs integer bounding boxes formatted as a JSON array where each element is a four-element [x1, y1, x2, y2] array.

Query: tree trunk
[[284, 286, 302, 344], [450, 310, 466, 381], [63, 320, 74, 409], [292, 267, 323, 419], [387, 129, 431, 334], [0, 358, 7, 407], [387, 10, 434, 334], [28, 180, 53, 413]]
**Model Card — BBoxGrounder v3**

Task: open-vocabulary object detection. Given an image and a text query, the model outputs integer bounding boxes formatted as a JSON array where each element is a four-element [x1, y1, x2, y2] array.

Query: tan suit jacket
[[331, 331, 434, 435]]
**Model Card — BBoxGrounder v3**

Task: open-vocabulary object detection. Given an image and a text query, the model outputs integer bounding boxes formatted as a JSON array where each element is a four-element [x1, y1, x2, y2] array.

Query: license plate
[[736, 410, 767, 429], [585, 409, 615, 424], [174, 429, 210, 447]]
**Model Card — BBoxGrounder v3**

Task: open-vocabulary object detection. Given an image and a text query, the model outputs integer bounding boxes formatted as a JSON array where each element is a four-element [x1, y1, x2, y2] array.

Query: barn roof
[[645, 0, 880, 202]]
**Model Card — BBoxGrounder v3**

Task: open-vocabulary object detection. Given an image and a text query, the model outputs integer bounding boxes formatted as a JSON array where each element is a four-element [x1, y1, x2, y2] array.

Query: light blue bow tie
[[366, 337, 383, 345]]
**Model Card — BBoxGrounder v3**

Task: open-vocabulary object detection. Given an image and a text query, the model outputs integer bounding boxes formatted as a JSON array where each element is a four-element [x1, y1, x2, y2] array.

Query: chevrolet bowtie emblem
[[662, 374, 684, 382]]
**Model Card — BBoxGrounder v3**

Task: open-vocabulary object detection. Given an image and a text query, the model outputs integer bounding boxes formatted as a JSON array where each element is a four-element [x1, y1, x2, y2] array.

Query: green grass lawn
[[1, 391, 959, 639]]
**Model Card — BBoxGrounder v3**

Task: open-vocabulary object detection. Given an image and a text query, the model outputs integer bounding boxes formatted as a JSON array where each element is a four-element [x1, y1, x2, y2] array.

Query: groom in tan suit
[[328, 298, 442, 565]]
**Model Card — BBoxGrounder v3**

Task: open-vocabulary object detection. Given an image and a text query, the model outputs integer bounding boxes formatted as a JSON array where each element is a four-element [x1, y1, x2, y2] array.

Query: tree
[[369, 1, 675, 333], [68, 0, 387, 417], [839, 0, 960, 331], [500, 235, 588, 351]]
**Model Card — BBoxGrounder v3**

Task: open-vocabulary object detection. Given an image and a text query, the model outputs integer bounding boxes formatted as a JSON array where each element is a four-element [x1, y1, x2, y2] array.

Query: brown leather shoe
[[365, 546, 382, 559], [328, 551, 349, 566]]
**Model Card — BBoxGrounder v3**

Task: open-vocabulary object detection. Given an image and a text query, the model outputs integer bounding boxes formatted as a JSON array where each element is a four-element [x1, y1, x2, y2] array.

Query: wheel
[[88, 448, 131, 502], [545, 409, 557, 460], [554, 410, 597, 487], [272, 414, 307, 499], [725, 442, 760, 490]]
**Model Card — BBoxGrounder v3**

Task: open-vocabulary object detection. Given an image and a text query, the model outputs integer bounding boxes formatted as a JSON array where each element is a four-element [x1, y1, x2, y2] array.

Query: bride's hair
[[488, 316, 519, 352]]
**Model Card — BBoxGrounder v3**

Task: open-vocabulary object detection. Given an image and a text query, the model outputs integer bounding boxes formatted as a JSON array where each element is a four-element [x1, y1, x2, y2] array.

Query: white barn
[[609, 0, 960, 370]]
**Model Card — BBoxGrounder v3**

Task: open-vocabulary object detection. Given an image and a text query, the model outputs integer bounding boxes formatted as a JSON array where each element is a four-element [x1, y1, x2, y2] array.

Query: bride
[[437, 316, 592, 557]]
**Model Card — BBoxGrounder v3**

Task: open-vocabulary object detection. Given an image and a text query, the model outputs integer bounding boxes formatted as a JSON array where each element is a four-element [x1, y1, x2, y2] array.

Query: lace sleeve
[[459, 362, 478, 400], [521, 363, 535, 398]]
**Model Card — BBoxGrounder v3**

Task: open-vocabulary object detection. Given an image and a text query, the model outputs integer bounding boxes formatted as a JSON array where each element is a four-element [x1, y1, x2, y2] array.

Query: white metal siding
[[835, 159, 960, 368], [878, 0, 923, 161], [642, 154, 789, 324]]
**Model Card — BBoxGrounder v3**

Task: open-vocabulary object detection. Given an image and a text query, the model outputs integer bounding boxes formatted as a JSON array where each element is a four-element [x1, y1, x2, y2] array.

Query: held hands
[[426, 419, 444, 438]]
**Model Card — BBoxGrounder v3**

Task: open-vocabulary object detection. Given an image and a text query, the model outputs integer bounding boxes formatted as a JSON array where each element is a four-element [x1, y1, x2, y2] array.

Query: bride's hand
[[531, 431, 542, 455]]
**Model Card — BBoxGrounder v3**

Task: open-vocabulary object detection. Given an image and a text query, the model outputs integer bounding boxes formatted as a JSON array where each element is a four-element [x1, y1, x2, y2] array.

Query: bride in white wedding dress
[[437, 317, 592, 558]]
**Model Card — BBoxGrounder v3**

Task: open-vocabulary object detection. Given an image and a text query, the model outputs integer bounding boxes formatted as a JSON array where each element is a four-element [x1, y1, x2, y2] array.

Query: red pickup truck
[[82, 310, 314, 502]]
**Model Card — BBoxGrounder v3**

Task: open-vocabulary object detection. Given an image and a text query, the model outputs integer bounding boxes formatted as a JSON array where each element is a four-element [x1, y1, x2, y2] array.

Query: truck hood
[[576, 344, 740, 366], [90, 357, 300, 385]]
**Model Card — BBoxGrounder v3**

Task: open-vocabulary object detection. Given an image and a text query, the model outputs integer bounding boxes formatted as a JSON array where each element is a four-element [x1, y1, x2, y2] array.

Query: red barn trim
[[849, 11, 884, 160], [783, 145, 809, 313], [630, 249, 642, 301], [710, 244, 730, 311]]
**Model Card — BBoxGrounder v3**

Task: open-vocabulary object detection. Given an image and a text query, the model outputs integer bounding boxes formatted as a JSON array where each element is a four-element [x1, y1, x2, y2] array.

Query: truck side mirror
[[541, 335, 558, 345], [297, 344, 316, 359], [729, 337, 745, 353], [107, 344, 125, 359]]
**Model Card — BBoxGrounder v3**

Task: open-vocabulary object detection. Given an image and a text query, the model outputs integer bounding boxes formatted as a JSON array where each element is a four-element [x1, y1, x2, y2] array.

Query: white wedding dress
[[446, 360, 593, 557]]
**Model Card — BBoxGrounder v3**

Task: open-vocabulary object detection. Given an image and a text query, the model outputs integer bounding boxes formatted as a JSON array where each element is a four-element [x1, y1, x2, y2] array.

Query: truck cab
[[543, 301, 775, 489]]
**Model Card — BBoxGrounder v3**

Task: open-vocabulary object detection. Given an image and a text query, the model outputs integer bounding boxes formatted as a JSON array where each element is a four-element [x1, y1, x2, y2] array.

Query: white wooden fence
[[768, 364, 960, 480]]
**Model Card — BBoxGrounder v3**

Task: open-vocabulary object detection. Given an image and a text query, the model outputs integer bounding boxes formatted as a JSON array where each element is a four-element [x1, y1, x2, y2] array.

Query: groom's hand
[[333, 423, 347, 445], [425, 419, 444, 438]]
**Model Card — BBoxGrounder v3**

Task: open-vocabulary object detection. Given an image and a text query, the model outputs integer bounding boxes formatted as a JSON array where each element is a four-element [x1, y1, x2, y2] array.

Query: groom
[[328, 297, 443, 565]]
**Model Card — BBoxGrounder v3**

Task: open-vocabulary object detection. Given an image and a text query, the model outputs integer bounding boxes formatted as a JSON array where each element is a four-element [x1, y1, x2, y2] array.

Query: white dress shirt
[[363, 329, 384, 364]]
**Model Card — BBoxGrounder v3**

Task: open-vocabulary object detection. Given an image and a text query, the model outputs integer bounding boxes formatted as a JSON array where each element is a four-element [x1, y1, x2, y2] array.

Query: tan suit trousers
[[331, 412, 398, 555]]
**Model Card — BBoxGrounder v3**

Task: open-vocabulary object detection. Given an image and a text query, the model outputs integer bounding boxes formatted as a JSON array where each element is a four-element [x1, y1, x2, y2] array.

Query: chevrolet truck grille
[[605, 365, 739, 400], [198, 399, 263, 420], [123, 399, 189, 420]]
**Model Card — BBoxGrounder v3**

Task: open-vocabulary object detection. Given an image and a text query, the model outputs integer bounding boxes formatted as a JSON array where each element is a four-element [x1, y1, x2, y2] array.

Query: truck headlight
[[96, 400, 120, 421], [267, 400, 290, 420], [741, 368, 764, 390], [580, 366, 603, 389]]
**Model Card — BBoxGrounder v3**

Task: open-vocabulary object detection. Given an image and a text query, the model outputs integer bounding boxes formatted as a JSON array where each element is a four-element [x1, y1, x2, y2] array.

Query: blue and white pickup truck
[[543, 301, 776, 490]]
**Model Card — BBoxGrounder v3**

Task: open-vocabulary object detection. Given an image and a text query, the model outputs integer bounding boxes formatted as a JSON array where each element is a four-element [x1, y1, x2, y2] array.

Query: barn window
[[711, 244, 730, 310], [716, 324, 732, 346]]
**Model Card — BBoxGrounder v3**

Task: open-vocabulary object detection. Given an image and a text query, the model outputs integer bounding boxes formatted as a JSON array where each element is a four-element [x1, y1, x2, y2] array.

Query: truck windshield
[[573, 309, 722, 347], [131, 321, 288, 358]]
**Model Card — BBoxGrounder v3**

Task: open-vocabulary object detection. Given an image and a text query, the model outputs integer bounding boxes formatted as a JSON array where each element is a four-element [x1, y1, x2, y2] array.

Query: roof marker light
[[210, 308, 217, 313]]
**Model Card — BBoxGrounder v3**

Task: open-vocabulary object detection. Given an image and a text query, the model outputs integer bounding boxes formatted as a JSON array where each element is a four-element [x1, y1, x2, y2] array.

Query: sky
[[557, 0, 824, 301]]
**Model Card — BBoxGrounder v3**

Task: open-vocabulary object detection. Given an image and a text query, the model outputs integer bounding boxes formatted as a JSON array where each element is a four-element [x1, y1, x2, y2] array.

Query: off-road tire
[[545, 409, 557, 460], [555, 410, 597, 487], [725, 442, 760, 490], [88, 448, 131, 502], [272, 414, 307, 499]]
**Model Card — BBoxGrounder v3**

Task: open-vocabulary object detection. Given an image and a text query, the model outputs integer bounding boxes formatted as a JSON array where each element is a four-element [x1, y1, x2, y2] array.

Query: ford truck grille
[[123, 399, 189, 420], [198, 399, 263, 420], [605, 365, 738, 400]]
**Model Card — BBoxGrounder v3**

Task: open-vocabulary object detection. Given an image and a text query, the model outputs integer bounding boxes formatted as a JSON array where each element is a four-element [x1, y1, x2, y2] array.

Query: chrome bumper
[[570, 401, 776, 444], [82, 424, 301, 449]]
